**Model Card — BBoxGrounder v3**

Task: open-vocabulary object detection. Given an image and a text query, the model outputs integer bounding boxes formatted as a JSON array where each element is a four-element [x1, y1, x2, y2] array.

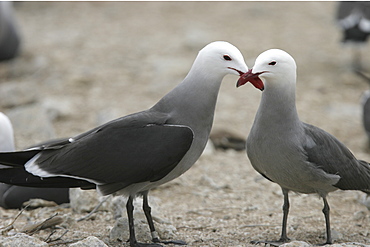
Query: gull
[[237, 48, 370, 245], [0, 41, 248, 247]]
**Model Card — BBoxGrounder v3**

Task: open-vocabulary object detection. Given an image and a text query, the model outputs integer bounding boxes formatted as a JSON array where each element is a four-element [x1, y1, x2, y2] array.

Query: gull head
[[195, 41, 248, 78], [237, 49, 296, 91]]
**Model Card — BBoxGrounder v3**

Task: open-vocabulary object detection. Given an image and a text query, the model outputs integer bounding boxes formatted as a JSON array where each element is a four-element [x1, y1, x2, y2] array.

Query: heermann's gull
[[0, 113, 71, 209], [0, 41, 248, 247], [237, 49, 370, 245]]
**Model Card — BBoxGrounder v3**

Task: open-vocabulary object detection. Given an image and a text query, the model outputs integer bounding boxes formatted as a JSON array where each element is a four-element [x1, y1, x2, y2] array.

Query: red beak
[[236, 69, 265, 91]]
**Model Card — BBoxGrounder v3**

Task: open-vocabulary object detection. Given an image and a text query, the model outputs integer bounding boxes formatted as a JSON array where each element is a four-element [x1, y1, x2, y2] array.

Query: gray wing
[[303, 123, 370, 191]]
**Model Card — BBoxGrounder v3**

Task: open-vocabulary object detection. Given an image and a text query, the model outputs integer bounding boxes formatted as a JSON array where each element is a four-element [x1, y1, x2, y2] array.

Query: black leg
[[142, 191, 160, 243], [126, 196, 138, 247], [279, 188, 290, 242], [251, 188, 290, 246], [126, 195, 162, 247], [322, 196, 333, 245], [142, 191, 186, 246]]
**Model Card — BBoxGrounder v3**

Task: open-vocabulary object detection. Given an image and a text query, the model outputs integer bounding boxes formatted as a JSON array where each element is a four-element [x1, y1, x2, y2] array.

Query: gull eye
[[223, 55, 232, 61], [269, 61, 277, 65]]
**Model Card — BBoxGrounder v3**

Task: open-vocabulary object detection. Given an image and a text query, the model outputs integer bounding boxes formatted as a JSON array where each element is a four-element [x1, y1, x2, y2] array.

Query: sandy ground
[[0, 2, 370, 246]]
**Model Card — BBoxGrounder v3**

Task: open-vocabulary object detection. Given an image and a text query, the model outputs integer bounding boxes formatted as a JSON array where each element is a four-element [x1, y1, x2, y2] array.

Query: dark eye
[[223, 55, 232, 61], [269, 61, 277, 65]]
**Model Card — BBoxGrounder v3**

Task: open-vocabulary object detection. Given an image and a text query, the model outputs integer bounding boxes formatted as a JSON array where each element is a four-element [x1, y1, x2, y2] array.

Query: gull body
[[237, 49, 370, 245], [0, 41, 248, 247]]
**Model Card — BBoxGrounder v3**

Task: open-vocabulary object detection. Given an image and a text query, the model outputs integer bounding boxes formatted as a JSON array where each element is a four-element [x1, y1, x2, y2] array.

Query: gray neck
[[153, 64, 224, 129], [254, 81, 300, 130]]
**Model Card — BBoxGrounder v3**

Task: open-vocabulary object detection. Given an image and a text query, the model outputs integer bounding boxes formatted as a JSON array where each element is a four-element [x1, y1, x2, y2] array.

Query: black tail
[[0, 149, 95, 189], [0, 167, 95, 189], [359, 160, 370, 194], [0, 149, 41, 167], [0, 143, 95, 189], [335, 159, 370, 194]]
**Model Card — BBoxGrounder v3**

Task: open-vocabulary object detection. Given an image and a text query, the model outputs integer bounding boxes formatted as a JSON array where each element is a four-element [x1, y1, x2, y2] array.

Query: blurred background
[[1, 1, 369, 152], [0, 2, 370, 245]]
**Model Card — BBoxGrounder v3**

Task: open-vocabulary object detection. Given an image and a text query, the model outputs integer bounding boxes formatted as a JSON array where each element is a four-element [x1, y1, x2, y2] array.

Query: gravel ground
[[0, 2, 369, 246]]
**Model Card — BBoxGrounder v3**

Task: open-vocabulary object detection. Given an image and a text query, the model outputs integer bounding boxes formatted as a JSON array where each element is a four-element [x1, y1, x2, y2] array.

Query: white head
[[191, 41, 248, 79], [0, 112, 15, 152], [236, 49, 297, 91]]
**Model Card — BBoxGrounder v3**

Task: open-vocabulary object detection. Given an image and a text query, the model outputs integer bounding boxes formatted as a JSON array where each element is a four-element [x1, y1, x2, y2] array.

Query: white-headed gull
[[0, 41, 248, 247], [237, 48, 370, 245]]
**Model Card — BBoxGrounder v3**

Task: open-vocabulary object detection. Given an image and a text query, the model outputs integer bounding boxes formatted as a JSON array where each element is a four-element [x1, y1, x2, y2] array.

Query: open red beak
[[236, 69, 265, 91]]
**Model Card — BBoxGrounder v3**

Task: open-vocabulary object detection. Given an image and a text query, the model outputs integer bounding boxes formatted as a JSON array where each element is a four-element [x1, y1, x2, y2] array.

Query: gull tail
[[358, 160, 370, 194], [359, 160, 370, 195], [336, 159, 370, 194], [0, 150, 95, 189], [0, 150, 40, 167], [0, 168, 95, 189]]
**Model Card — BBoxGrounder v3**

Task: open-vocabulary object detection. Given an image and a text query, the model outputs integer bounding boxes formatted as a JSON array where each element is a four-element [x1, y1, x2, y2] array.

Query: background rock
[[69, 236, 108, 247], [109, 217, 150, 243], [0, 233, 47, 247], [5, 103, 55, 147], [69, 188, 111, 213], [0, 81, 38, 108]]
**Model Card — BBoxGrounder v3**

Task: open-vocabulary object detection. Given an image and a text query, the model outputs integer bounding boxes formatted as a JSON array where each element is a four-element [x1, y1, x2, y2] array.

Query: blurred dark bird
[[361, 90, 370, 146], [354, 70, 370, 148], [0, 2, 20, 61], [336, 1, 370, 70]]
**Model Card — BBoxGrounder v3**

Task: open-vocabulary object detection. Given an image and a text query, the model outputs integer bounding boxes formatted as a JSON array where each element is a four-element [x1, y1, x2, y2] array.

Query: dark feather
[[0, 137, 73, 167], [304, 123, 370, 191], [0, 149, 40, 167], [258, 172, 274, 183], [0, 110, 193, 194], [0, 168, 95, 189], [35, 124, 193, 185]]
